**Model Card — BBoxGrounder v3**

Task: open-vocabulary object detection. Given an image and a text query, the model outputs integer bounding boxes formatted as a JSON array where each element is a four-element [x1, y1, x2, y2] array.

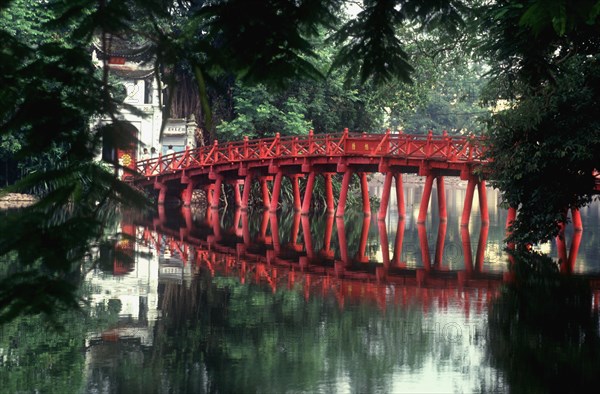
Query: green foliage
[[484, 8, 600, 243], [217, 84, 312, 140]]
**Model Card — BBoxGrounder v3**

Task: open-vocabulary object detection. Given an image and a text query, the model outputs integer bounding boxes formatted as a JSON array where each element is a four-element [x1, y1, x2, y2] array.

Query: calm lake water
[[1, 182, 600, 393]]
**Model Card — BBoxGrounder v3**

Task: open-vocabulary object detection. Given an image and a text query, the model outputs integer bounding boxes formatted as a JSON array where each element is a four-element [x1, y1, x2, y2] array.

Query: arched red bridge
[[134, 129, 490, 224]]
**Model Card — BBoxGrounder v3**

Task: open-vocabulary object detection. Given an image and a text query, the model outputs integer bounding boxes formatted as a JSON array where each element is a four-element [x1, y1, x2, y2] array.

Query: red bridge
[[134, 129, 490, 225], [133, 129, 596, 273]]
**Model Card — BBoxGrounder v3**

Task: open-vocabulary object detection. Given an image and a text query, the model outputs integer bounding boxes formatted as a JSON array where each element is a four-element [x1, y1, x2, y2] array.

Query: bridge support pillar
[[301, 215, 315, 261], [395, 173, 405, 218], [336, 170, 353, 218], [301, 171, 316, 215], [568, 209, 583, 272], [558, 208, 584, 273], [270, 171, 283, 213], [290, 175, 302, 212], [233, 180, 243, 207], [357, 215, 370, 263], [154, 181, 168, 205], [241, 173, 253, 211], [417, 174, 435, 224], [392, 216, 406, 267], [204, 184, 212, 205], [378, 172, 393, 221], [211, 176, 223, 210], [437, 176, 447, 222], [324, 173, 335, 214], [336, 217, 350, 267], [505, 206, 517, 267], [461, 177, 476, 227], [290, 211, 301, 249], [418, 223, 431, 270], [260, 177, 271, 210], [477, 180, 489, 224], [360, 172, 371, 215], [180, 183, 193, 207], [321, 213, 335, 258], [475, 224, 489, 272]]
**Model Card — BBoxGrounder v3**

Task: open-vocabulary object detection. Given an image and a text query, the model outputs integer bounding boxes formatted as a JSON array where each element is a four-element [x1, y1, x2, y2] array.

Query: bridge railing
[[135, 129, 487, 176]]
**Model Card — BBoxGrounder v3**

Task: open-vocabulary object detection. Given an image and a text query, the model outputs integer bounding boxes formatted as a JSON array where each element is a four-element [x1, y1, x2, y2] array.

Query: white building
[[92, 35, 196, 167]]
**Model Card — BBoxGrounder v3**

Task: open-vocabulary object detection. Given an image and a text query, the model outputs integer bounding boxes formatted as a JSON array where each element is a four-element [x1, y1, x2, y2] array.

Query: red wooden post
[[205, 184, 213, 207], [395, 173, 405, 218], [211, 176, 222, 210], [357, 215, 370, 263], [301, 171, 316, 215], [155, 181, 168, 205], [241, 173, 252, 211], [434, 220, 447, 268], [475, 223, 489, 272], [260, 210, 269, 242], [418, 174, 434, 224], [336, 217, 349, 266], [477, 180, 489, 225], [181, 182, 194, 207], [270, 213, 280, 255], [233, 180, 242, 207], [336, 170, 353, 217], [291, 211, 301, 248], [572, 207, 583, 231], [324, 173, 334, 214], [270, 171, 283, 213], [322, 213, 334, 258], [567, 220, 583, 272], [436, 176, 447, 222], [461, 177, 476, 227], [360, 172, 371, 215], [393, 217, 406, 267], [301, 215, 315, 261], [378, 172, 393, 221], [260, 177, 270, 209], [291, 175, 302, 212], [275, 132, 281, 156], [417, 223, 431, 270], [378, 220, 390, 270], [243, 136, 249, 158], [461, 226, 473, 273], [241, 211, 251, 246], [209, 210, 220, 244]]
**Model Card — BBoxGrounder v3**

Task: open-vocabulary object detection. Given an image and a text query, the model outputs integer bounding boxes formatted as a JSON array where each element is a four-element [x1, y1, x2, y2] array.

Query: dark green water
[[1, 183, 600, 393]]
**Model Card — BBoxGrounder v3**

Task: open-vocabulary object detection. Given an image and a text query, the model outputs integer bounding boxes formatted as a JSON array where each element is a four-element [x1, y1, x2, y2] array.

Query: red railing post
[[292, 137, 298, 157], [426, 130, 433, 157], [275, 132, 281, 156], [158, 153, 164, 173], [243, 136, 249, 159], [211, 140, 219, 163], [308, 130, 314, 154], [442, 130, 450, 159]]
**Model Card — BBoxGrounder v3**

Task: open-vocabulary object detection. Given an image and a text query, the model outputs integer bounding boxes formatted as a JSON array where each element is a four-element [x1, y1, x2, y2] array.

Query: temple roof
[[92, 33, 154, 62]]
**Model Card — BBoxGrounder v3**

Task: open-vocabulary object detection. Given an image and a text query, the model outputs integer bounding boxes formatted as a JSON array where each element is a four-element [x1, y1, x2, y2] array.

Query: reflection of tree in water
[[141, 267, 497, 393], [487, 252, 600, 393]]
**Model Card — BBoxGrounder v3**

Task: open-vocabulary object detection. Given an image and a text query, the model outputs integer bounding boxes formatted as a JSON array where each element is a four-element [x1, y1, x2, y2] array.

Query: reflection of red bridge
[[132, 207, 600, 312], [137, 208, 502, 314]]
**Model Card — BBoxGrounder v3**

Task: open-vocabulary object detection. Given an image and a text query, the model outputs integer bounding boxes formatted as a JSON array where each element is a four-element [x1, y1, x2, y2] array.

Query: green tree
[[481, 0, 600, 244]]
